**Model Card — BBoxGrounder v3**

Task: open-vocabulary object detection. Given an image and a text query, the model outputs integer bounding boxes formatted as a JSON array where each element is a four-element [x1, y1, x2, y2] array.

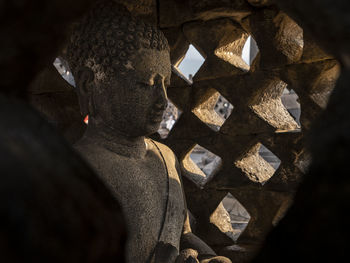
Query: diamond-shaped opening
[[175, 44, 205, 83], [182, 144, 222, 188], [281, 87, 301, 127], [235, 143, 281, 185], [192, 89, 234, 131], [258, 144, 282, 171], [241, 35, 259, 67], [53, 57, 76, 87], [214, 95, 234, 120], [157, 99, 182, 139], [210, 193, 250, 242]]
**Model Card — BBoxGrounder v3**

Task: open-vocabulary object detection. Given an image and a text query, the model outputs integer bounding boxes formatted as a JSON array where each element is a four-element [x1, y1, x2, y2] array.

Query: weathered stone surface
[[274, 0, 350, 66], [162, 27, 190, 66], [183, 19, 249, 81], [279, 60, 340, 129], [3, 0, 343, 262], [234, 144, 276, 185], [252, 72, 350, 263], [68, 4, 180, 262], [209, 202, 241, 244], [67, 2, 230, 262], [300, 33, 333, 63], [200, 256, 232, 263], [159, 0, 252, 28], [155, 1, 338, 260], [242, 8, 303, 69], [114, 0, 157, 24], [175, 248, 199, 263], [246, 0, 273, 7], [233, 189, 290, 244], [183, 19, 247, 58], [250, 0, 350, 262]]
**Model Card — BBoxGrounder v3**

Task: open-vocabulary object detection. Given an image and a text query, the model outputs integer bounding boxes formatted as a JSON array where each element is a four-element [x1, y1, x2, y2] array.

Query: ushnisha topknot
[[67, 1, 169, 81]]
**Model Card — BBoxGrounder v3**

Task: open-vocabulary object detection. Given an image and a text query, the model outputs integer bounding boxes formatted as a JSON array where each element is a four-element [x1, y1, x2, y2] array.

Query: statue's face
[[93, 48, 171, 137]]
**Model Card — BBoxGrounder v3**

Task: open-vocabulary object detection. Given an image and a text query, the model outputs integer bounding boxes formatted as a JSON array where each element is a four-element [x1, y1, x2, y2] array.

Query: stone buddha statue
[[67, 2, 231, 263]]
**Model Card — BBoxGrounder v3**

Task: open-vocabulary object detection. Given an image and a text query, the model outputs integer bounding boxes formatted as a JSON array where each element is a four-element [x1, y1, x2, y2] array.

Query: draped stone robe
[[75, 137, 186, 263]]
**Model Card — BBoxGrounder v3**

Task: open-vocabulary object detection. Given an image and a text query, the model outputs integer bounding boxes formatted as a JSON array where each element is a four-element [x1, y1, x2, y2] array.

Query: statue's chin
[[122, 122, 160, 137], [144, 121, 162, 135]]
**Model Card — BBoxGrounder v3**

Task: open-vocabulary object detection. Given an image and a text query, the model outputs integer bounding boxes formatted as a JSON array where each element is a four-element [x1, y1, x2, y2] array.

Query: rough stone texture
[[241, 7, 304, 69], [246, 0, 273, 7], [251, 72, 350, 263], [113, 0, 157, 24], [273, 0, 350, 67], [175, 249, 199, 263], [159, 0, 252, 28], [66, 2, 230, 262], [249, 0, 350, 262], [21, 0, 346, 262], [183, 19, 249, 81], [163, 27, 190, 66], [153, 0, 340, 261]]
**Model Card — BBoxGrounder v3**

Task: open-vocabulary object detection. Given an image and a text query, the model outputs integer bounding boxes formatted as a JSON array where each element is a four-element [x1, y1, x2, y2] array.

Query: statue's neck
[[83, 118, 147, 159]]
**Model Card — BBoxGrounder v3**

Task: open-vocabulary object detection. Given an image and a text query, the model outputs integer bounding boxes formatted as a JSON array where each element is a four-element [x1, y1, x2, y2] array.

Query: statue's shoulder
[[146, 139, 177, 161], [147, 139, 173, 155], [146, 138, 181, 176]]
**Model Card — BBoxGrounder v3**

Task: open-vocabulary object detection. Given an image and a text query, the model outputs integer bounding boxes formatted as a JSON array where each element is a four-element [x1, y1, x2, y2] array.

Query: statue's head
[[67, 1, 171, 137]]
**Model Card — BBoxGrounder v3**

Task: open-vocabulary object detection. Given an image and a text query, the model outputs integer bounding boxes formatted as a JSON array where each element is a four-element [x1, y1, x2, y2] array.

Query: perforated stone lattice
[[182, 144, 222, 188], [157, 1, 340, 259], [157, 99, 182, 139], [34, 1, 341, 261]]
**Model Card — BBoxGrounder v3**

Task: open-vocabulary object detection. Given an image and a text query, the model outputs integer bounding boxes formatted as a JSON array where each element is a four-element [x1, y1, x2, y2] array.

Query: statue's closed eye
[[137, 82, 156, 89]]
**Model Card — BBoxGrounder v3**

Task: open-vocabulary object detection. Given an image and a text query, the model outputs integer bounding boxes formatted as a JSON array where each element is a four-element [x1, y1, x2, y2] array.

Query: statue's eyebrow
[[137, 81, 153, 86], [136, 76, 154, 86], [137, 74, 169, 86]]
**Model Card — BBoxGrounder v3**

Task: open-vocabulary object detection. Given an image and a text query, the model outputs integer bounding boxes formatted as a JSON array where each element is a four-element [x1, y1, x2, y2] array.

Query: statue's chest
[[108, 154, 171, 234], [78, 143, 185, 262], [121, 157, 168, 208]]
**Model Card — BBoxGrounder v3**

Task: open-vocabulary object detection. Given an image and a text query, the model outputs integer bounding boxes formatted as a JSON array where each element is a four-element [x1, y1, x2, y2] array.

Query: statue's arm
[[175, 157, 231, 263], [180, 212, 231, 263], [181, 212, 216, 256]]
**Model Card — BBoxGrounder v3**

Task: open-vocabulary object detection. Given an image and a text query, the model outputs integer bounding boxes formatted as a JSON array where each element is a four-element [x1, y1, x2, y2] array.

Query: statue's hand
[[179, 232, 231, 263], [175, 250, 231, 263], [176, 248, 199, 263], [199, 256, 232, 263]]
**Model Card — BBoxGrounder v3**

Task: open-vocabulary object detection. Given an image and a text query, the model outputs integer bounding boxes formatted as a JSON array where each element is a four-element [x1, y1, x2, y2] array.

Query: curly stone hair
[[67, 1, 169, 81]]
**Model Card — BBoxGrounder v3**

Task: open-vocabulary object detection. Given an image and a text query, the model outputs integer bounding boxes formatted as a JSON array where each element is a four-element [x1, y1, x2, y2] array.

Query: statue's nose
[[154, 74, 168, 101], [154, 74, 168, 110]]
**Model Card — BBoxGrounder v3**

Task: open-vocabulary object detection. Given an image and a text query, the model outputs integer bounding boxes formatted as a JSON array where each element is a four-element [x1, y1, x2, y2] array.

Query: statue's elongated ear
[[75, 66, 94, 117]]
